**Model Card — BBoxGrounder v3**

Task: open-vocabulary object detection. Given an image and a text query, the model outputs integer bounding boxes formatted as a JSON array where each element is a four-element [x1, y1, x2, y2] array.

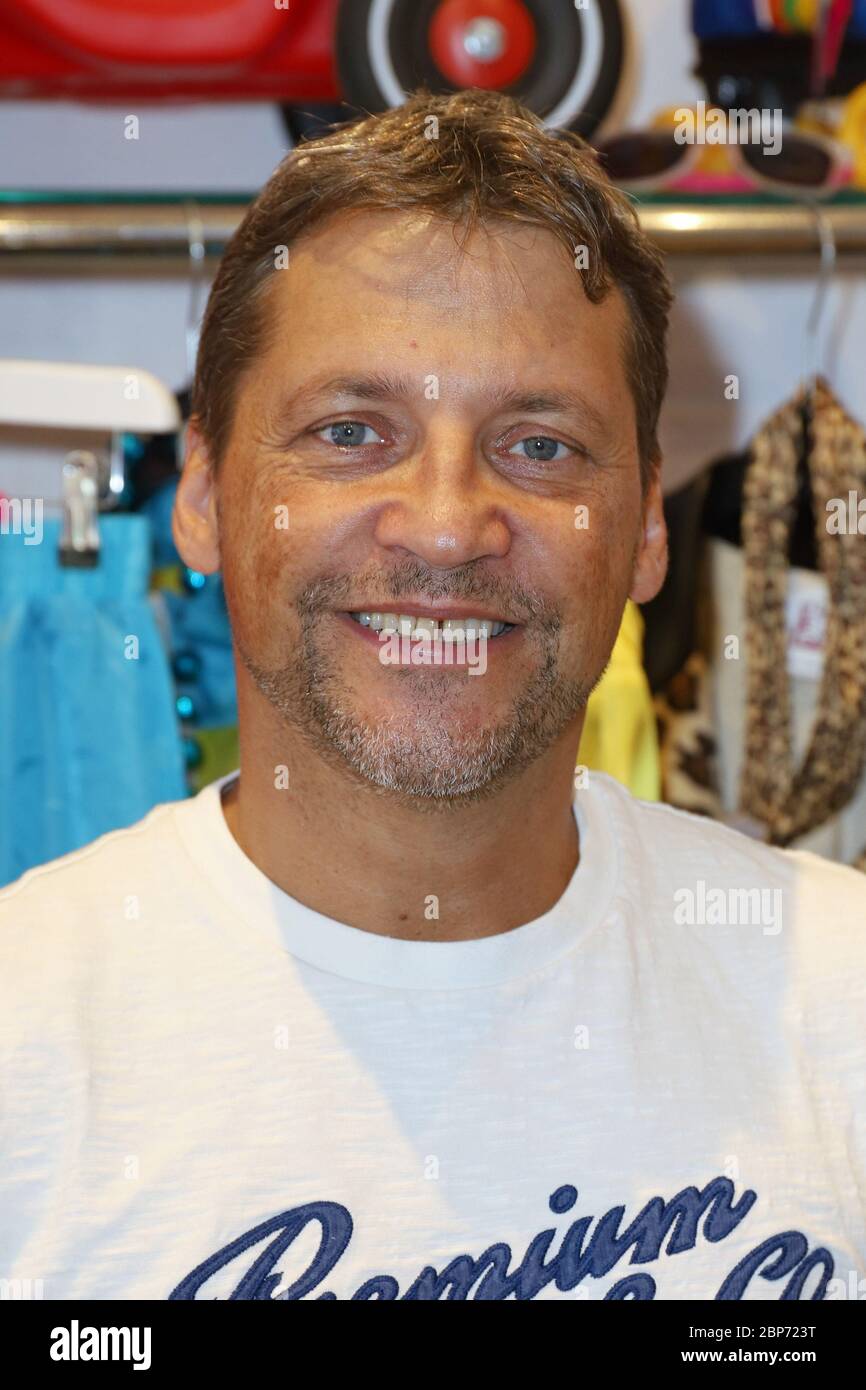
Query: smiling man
[[1, 89, 864, 1303]]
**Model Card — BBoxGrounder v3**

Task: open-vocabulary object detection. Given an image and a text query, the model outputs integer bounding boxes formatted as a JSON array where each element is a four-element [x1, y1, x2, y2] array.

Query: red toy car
[[0, 0, 624, 137]]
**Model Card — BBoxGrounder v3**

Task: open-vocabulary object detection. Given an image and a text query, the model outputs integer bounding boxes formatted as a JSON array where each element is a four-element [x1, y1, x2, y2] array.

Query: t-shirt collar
[[174, 768, 619, 990]]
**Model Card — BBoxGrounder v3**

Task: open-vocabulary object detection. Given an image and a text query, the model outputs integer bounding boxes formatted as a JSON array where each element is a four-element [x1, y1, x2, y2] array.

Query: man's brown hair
[[193, 87, 673, 489]]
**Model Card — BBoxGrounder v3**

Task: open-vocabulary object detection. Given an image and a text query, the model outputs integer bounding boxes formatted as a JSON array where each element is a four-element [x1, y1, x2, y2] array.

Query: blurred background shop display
[[1, 0, 866, 883]]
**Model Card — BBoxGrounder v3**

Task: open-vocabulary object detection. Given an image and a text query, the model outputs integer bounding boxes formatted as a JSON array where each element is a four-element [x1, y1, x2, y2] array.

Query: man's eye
[[507, 435, 570, 463], [316, 421, 383, 447]]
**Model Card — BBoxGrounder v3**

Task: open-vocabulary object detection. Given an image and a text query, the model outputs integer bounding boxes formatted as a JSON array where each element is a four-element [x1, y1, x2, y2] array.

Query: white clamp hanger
[[0, 360, 182, 566], [0, 360, 181, 434]]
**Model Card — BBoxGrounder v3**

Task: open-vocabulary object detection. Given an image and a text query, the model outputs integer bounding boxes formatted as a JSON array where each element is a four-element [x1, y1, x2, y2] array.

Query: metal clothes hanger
[[804, 198, 837, 401], [184, 199, 207, 387], [183, 199, 206, 453], [785, 199, 838, 565]]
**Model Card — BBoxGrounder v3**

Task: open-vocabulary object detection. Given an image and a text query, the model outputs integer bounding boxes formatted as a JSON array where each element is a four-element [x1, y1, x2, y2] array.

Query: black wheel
[[335, 0, 624, 138]]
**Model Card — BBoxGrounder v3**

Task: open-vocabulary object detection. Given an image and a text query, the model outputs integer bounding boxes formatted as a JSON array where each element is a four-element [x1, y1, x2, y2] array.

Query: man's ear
[[172, 418, 221, 575], [629, 462, 668, 605]]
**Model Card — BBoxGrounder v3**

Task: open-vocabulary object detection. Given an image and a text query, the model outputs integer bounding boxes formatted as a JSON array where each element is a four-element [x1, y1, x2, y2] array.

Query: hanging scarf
[[739, 377, 866, 851]]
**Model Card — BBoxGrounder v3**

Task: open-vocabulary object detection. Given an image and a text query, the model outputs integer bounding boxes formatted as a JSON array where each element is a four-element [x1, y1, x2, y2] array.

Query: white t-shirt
[[1, 770, 864, 1302]]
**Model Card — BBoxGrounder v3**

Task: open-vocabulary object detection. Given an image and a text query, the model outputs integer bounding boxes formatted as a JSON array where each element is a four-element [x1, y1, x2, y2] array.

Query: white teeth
[[349, 612, 510, 638], [463, 618, 494, 639]]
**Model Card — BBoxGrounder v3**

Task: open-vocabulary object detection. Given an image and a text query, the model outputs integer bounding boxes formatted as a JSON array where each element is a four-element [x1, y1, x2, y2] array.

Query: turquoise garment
[[141, 477, 237, 729], [0, 514, 186, 887]]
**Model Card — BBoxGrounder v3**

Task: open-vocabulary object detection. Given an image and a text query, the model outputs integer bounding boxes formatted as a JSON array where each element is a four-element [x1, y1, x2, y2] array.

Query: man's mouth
[[346, 612, 517, 640]]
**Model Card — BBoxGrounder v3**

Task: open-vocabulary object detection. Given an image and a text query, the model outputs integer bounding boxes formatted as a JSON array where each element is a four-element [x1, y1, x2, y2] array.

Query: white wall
[[1, 0, 864, 501]]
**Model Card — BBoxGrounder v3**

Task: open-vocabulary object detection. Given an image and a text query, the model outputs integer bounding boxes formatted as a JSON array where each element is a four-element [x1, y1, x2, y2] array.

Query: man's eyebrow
[[278, 372, 613, 435]]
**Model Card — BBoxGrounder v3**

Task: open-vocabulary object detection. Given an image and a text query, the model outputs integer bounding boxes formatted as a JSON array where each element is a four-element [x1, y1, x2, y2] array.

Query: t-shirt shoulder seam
[[600, 776, 866, 883], [0, 799, 183, 904], [780, 843, 866, 885], [590, 775, 745, 839], [608, 781, 771, 844]]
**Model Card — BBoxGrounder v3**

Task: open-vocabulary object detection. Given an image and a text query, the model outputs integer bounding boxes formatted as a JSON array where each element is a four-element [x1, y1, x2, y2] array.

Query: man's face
[[185, 208, 666, 804]]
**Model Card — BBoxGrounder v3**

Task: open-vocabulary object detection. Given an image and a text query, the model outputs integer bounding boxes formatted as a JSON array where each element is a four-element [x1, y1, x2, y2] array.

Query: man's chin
[[240, 633, 597, 804], [312, 708, 520, 805]]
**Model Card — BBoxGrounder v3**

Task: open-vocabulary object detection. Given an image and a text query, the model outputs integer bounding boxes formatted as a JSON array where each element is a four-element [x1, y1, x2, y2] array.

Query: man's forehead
[[292, 205, 564, 258], [252, 208, 635, 432], [273, 206, 598, 311], [264, 211, 631, 353]]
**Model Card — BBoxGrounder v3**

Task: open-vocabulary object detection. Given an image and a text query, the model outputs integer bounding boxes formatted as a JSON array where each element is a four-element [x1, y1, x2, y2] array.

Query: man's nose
[[371, 427, 512, 569]]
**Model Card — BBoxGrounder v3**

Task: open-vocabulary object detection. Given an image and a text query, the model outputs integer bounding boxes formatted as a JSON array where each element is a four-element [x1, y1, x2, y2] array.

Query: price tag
[[785, 570, 828, 680]]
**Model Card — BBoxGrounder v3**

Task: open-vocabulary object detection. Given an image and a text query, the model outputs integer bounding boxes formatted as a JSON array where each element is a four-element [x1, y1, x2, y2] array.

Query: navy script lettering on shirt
[[168, 1176, 835, 1301]]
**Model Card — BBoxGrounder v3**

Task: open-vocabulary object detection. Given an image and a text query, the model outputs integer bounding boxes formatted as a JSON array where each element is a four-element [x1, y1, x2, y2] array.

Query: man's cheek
[[220, 527, 283, 654], [563, 534, 611, 600], [226, 493, 291, 584], [578, 514, 638, 587]]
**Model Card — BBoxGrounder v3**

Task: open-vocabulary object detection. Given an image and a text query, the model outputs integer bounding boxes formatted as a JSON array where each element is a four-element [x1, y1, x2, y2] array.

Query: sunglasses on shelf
[[594, 123, 852, 197]]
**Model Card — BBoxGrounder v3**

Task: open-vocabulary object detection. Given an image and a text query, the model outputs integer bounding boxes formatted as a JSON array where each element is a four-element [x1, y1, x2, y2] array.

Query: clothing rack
[[3, 194, 866, 267]]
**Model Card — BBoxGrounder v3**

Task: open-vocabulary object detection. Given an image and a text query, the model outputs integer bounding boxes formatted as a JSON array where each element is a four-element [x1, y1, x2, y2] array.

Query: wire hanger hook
[[805, 199, 837, 396]]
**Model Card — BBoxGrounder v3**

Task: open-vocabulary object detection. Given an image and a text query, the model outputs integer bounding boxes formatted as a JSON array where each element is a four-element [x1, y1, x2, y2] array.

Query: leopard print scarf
[[739, 377, 866, 857]]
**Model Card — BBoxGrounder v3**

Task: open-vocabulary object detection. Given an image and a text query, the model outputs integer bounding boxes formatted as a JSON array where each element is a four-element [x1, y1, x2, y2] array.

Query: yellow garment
[[838, 83, 866, 189], [150, 563, 186, 595], [187, 725, 240, 795], [578, 600, 661, 801]]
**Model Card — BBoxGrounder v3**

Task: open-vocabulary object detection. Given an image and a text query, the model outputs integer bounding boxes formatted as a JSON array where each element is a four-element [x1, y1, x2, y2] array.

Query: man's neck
[[220, 708, 583, 944]]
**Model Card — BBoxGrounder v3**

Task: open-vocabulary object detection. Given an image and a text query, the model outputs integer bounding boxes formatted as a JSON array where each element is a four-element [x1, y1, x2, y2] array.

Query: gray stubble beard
[[238, 614, 603, 812]]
